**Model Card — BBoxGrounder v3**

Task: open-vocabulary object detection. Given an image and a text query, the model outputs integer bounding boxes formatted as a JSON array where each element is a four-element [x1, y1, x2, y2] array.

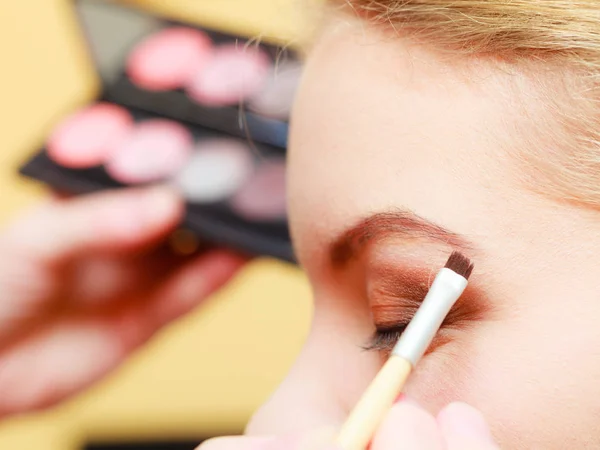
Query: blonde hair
[[329, 0, 600, 209]]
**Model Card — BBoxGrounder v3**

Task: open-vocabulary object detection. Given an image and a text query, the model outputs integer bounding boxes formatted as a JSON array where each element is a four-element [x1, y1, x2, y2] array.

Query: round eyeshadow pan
[[230, 159, 287, 221], [186, 44, 271, 106], [175, 139, 255, 203], [127, 27, 213, 91], [47, 103, 133, 169], [248, 60, 303, 119], [105, 119, 193, 184]]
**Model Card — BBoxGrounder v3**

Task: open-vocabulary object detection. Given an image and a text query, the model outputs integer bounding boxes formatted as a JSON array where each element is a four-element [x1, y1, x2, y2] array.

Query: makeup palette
[[19, 0, 302, 262]]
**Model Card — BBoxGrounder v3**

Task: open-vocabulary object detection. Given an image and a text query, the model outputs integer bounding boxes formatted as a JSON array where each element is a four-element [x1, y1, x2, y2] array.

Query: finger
[[437, 403, 499, 450], [0, 244, 182, 337], [149, 249, 248, 327], [88, 250, 246, 351], [264, 428, 337, 450], [86, 249, 247, 351], [1, 186, 183, 263], [371, 401, 444, 450], [65, 245, 185, 308], [0, 251, 244, 417], [198, 436, 273, 449], [198, 429, 337, 450], [0, 317, 132, 417]]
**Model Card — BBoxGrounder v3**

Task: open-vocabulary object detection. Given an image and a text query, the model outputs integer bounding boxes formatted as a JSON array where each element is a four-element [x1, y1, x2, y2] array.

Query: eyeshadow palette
[[77, 0, 299, 147], [20, 0, 301, 262]]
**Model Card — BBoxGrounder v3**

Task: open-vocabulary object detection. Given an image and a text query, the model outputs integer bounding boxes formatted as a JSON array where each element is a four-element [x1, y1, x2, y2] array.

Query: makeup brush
[[335, 251, 474, 450]]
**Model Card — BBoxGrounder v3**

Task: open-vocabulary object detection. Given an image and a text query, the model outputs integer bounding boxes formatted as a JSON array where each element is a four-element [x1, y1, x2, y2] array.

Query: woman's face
[[248, 19, 600, 448]]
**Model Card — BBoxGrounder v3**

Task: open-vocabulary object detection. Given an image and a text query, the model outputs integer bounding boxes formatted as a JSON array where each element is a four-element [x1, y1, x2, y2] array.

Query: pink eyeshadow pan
[[47, 103, 133, 169], [231, 159, 286, 221], [105, 119, 193, 184], [186, 44, 270, 106], [126, 27, 213, 91]]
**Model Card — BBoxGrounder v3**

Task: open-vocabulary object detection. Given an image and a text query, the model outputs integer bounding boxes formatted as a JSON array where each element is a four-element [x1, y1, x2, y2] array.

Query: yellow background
[[0, 0, 313, 448]]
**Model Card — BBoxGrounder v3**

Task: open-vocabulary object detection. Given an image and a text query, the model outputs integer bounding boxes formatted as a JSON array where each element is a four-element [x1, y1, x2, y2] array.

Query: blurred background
[[0, 0, 313, 448]]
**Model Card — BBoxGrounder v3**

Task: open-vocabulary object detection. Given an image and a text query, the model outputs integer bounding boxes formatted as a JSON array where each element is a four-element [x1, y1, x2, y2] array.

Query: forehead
[[287, 20, 529, 266]]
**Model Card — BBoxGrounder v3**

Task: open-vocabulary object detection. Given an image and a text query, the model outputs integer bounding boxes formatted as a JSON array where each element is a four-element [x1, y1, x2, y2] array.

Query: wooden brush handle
[[335, 356, 412, 450]]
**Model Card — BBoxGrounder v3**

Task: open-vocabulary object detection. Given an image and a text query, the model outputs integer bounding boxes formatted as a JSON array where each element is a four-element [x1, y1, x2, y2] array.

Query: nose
[[245, 297, 382, 437]]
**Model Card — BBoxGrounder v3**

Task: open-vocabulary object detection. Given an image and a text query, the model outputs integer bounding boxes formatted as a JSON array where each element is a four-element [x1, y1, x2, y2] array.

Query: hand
[[368, 401, 498, 449], [0, 187, 246, 417], [199, 401, 498, 449]]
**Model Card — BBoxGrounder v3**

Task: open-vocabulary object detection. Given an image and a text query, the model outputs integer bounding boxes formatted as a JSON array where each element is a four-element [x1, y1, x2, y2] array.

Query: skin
[[241, 18, 600, 448], [2, 14, 600, 450], [203, 401, 497, 449]]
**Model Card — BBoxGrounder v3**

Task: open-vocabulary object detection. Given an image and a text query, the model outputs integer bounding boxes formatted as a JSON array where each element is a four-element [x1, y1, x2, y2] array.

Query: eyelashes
[[363, 325, 408, 352]]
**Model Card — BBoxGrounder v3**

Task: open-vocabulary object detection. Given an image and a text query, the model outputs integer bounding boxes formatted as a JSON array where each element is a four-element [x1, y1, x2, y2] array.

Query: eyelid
[[366, 266, 488, 353], [367, 267, 430, 328], [370, 298, 420, 330], [365, 272, 426, 352]]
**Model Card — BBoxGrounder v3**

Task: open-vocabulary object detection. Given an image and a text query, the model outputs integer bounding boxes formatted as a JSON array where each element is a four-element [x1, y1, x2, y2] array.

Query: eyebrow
[[329, 210, 472, 267]]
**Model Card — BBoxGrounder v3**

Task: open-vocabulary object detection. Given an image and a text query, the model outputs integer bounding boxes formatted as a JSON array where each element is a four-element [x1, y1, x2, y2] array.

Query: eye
[[365, 288, 486, 354], [363, 260, 486, 355], [363, 325, 408, 352], [364, 274, 425, 353]]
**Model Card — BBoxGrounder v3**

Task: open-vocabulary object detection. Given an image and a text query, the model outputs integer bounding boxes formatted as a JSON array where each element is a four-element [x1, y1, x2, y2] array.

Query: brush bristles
[[444, 251, 474, 280]]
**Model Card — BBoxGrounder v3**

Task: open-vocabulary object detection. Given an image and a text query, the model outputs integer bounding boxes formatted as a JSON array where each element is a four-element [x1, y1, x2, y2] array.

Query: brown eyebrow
[[329, 210, 472, 267]]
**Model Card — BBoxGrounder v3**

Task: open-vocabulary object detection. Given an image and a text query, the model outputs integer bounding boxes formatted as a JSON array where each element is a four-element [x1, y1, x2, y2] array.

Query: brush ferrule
[[392, 268, 468, 366]]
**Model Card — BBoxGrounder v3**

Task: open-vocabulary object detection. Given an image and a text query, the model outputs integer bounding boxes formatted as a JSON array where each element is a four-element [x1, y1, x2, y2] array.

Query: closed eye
[[363, 325, 407, 352]]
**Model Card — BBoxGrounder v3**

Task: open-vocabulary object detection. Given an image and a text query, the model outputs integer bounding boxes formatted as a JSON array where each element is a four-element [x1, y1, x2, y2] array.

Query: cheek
[[406, 315, 600, 447], [403, 330, 480, 410], [474, 317, 600, 447]]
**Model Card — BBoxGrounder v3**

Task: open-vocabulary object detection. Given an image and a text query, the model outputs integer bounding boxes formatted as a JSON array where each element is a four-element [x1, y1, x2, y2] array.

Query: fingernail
[[441, 402, 496, 443]]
